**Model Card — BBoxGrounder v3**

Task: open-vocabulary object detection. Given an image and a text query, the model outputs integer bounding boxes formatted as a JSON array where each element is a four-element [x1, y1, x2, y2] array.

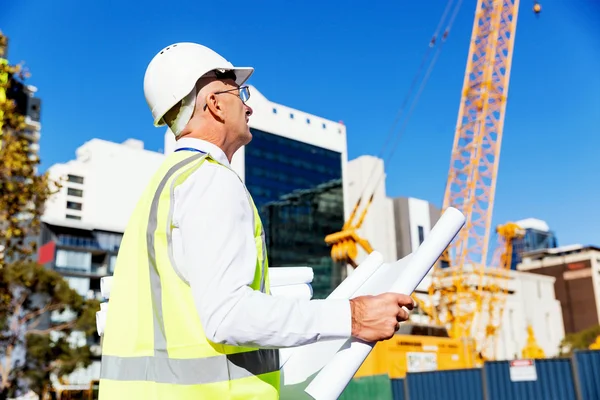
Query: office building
[[242, 87, 347, 298], [0, 32, 41, 164], [517, 245, 600, 334], [43, 138, 165, 232], [510, 218, 559, 270]]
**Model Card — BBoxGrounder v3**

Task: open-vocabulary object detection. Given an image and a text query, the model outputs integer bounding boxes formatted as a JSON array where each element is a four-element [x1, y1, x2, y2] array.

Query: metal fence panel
[[404, 369, 483, 400], [484, 359, 577, 400], [391, 379, 405, 400], [572, 350, 600, 400]]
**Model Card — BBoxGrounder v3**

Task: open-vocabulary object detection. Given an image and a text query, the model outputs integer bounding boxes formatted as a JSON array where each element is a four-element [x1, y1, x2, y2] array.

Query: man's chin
[[243, 130, 253, 144]]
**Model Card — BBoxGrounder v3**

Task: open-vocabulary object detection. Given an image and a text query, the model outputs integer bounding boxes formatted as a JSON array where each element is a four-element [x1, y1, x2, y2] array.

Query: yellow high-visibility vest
[[99, 149, 280, 400]]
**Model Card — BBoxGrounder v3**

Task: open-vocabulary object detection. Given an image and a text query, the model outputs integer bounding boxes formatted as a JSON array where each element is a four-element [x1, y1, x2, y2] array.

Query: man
[[98, 42, 415, 399]]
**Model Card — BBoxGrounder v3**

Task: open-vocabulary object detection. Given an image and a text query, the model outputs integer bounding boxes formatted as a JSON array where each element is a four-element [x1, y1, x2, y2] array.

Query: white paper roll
[[100, 277, 113, 299], [270, 283, 313, 300], [327, 251, 385, 300], [279, 251, 385, 388], [304, 207, 466, 400], [96, 310, 107, 337], [269, 267, 314, 287]]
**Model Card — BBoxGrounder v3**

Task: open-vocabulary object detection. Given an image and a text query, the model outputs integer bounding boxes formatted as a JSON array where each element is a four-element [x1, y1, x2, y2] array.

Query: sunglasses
[[203, 86, 250, 111]]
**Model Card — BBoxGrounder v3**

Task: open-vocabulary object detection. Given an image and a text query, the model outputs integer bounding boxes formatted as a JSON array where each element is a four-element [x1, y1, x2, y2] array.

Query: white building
[[497, 269, 564, 359], [345, 155, 396, 264], [43, 138, 165, 232]]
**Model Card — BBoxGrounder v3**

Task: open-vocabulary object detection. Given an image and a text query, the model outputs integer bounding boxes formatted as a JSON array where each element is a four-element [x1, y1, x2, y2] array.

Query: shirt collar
[[174, 137, 230, 167]]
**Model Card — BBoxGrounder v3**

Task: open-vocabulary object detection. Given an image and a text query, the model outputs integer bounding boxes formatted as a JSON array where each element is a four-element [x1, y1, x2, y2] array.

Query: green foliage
[[558, 324, 600, 356], [0, 38, 60, 268], [0, 261, 100, 397], [0, 30, 94, 398]]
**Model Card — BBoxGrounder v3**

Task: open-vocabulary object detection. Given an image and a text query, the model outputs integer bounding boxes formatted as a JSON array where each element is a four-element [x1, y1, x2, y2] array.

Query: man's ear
[[204, 92, 226, 122]]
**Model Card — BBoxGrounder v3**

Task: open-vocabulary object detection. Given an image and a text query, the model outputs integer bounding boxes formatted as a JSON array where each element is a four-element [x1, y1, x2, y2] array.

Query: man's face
[[218, 79, 253, 146]]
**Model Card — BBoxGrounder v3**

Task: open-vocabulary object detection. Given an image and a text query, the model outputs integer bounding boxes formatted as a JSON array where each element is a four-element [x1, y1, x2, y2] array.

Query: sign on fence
[[509, 359, 538, 382]]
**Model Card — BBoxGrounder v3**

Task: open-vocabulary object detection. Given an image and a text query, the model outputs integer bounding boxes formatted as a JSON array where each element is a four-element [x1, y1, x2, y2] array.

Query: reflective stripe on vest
[[99, 151, 279, 396]]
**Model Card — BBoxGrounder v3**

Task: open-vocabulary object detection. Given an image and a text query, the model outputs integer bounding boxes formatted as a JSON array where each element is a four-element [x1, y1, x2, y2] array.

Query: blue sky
[[2, 0, 599, 248]]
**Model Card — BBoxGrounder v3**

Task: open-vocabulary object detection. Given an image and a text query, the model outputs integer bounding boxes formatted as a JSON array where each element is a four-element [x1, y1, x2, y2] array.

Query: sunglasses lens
[[240, 87, 250, 102]]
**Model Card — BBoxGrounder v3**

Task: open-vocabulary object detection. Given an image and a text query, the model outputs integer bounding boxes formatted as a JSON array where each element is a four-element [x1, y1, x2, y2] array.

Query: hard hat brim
[[232, 67, 254, 87]]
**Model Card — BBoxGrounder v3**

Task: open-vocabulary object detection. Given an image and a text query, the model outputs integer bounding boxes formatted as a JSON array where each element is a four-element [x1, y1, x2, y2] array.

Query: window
[[67, 174, 84, 184], [272, 108, 277, 114], [66, 214, 81, 220], [55, 249, 91, 272], [67, 187, 83, 197], [306, 118, 311, 124], [418, 225, 425, 245], [322, 123, 327, 129], [290, 113, 294, 119], [67, 201, 82, 211]]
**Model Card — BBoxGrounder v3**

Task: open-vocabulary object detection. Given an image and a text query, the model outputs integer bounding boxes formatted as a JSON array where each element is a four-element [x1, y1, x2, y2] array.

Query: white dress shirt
[[170, 137, 352, 349]]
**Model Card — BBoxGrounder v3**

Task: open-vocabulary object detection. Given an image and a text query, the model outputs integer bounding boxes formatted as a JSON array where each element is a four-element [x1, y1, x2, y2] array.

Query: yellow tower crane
[[325, 0, 543, 364], [428, 0, 543, 363], [325, 194, 374, 269]]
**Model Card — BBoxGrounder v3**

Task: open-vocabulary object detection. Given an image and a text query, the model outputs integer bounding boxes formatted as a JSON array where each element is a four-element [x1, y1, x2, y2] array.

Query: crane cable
[[352, 0, 464, 213]]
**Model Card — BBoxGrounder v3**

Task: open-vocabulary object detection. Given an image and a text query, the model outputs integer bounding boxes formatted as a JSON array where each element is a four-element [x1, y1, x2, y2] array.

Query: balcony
[[54, 263, 108, 277], [57, 235, 101, 250]]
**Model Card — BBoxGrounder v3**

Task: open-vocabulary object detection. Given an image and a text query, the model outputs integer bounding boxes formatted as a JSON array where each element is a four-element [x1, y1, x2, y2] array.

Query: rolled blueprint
[[96, 302, 108, 336], [327, 251, 384, 300], [270, 283, 313, 300], [270, 267, 314, 287], [304, 207, 466, 400], [279, 251, 384, 382]]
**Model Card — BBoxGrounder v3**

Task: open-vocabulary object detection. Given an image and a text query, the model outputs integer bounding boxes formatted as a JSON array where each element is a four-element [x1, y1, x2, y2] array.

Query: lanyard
[[175, 147, 206, 154]]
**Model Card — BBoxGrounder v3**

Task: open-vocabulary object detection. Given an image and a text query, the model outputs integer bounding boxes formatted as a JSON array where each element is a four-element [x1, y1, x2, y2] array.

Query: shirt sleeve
[[174, 163, 352, 349]]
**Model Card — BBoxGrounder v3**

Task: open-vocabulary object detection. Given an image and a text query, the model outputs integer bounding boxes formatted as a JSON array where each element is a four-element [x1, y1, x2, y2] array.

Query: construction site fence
[[338, 350, 600, 400]]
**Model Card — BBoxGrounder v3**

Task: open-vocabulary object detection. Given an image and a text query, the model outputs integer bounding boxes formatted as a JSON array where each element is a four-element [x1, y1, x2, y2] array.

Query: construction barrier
[[483, 358, 577, 400], [390, 379, 405, 400], [346, 350, 600, 400], [404, 368, 483, 400], [572, 350, 600, 400]]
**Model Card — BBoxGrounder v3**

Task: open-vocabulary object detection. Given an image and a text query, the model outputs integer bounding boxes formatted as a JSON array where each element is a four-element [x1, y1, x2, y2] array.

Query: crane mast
[[429, 0, 521, 358]]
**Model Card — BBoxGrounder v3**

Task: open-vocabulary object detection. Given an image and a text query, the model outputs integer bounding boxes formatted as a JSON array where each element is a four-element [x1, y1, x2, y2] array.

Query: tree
[[558, 324, 600, 356], [0, 261, 99, 398], [0, 30, 57, 269], [0, 32, 97, 398]]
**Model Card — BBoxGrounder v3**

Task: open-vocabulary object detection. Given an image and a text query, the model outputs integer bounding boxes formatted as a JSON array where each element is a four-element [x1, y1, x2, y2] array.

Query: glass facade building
[[245, 128, 345, 299], [510, 228, 558, 270]]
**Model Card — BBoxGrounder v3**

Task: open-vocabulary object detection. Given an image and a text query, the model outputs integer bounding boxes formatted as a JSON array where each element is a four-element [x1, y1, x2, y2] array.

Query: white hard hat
[[143, 42, 254, 127]]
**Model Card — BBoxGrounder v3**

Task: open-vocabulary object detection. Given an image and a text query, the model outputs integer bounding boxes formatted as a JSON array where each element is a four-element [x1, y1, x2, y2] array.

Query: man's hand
[[349, 293, 415, 342]]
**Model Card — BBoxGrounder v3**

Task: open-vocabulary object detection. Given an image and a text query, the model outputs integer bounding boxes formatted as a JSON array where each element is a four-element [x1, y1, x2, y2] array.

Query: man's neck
[[177, 132, 237, 163]]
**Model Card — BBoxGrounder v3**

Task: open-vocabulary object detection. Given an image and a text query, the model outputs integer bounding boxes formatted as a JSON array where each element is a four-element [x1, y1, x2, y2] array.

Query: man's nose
[[245, 104, 253, 117]]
